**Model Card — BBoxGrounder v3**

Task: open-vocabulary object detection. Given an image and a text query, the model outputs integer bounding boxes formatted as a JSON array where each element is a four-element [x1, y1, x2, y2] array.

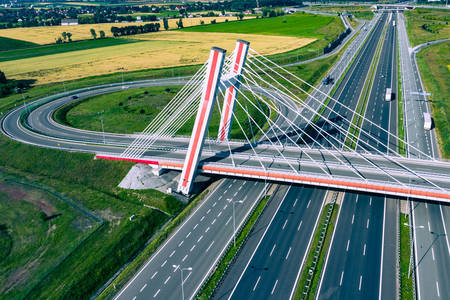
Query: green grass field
[[59, 85, 271, 140], [416, 41, 450, 158], [0, 38, 140, 62], [405, 8, 450, 47], [0, 132, 182, 299], [0, 36, 38, 52], [183, 13, 338, 38], [0, 173, 96, 299]]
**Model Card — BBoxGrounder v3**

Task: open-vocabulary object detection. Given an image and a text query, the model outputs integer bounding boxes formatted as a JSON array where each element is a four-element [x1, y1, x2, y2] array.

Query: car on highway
[[322, 75, 333, 85], [71, 95, 79, 100]]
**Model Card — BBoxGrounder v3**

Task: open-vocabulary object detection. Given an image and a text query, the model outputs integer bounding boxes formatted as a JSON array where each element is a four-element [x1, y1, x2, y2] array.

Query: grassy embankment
[[415, 41, 450, 158], [397, 43, 406, 155], [404, 8, 450, 47], [56, 86, 271, 140], [0, 133, 183, 299], [400, 214, 414, 300]]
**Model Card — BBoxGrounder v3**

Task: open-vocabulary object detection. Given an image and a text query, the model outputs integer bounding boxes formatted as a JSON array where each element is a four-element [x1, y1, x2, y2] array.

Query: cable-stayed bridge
[[96, 40, 450, 202]]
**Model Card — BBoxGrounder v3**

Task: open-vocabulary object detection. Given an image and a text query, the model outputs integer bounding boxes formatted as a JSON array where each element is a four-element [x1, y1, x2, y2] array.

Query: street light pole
[[172, 265, 192, 300], [227, 198, 243, 247], [99, 110, 105, 144]]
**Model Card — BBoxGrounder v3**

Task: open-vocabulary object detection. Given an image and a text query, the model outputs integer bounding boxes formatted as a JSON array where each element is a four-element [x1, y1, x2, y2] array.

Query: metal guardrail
[[301, 191, 338, 300]]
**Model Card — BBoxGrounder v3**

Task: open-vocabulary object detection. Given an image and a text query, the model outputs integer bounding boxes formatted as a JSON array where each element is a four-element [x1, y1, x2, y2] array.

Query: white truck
[[385, 88, 392, 101], [423, 112, 432, 130], [393, 20, 396, 26]]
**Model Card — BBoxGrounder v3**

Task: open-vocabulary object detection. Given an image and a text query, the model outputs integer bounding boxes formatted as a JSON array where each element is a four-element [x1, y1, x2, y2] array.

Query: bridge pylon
[[177, 47, 226, 195], [218, 40, 250, 142]]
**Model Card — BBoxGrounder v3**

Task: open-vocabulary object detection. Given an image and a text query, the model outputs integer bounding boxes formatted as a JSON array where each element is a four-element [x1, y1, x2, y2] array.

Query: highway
[[318, 13, 398, 300], [397, 12, 450, 300]]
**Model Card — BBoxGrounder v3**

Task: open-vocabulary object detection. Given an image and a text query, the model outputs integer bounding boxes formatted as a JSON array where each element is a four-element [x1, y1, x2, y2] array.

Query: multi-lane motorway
[[1, 10, 448, 300]]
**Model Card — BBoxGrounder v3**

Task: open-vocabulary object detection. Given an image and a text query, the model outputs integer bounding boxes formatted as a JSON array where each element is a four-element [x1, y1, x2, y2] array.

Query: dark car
[[71, 95, 79, 100], [322, 75, 333, 85]]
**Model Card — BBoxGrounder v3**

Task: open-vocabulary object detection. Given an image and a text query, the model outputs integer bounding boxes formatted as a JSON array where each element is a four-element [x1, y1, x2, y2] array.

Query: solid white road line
[[140, 283, 147, 293], [271, 280, 279, 295], [228, 187, 290, 300], [378, 198, 387, 300], [113, 180, 227, 300], [315, 193, 345, 300], [439, 205, 450, 256], [340, 271, 344, 286], [253, 276, 261, 292], [270, 244, 276, 257]]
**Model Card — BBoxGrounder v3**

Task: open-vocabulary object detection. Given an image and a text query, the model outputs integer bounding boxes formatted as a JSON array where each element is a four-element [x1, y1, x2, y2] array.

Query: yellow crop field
[[0, 16, 254, 45], [0, 32, 314, 85]]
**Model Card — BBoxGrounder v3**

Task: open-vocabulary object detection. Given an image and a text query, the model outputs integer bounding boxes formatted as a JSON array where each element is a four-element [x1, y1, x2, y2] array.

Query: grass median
[[293, 202, 339, 300], [400, 214, 414, 300]]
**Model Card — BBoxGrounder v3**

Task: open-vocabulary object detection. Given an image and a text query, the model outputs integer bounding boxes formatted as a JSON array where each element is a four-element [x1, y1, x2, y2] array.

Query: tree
[[55, 37, 63, 44], [62, 31, 67, 41], [0, 70, 7, 84], [90, 28, 97, 39], [99, 30, 105, 39], [67, 32, 72, 42], [237, 12, 244, 21], [111, 26, 119, 37], [176, 18, 183, 29], [163, 17, 169, 31]]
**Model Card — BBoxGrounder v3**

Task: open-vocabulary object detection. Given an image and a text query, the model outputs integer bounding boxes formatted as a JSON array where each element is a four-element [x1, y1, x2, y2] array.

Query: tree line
[[323, 28, 351, 54], [110, 23, 160, 37]]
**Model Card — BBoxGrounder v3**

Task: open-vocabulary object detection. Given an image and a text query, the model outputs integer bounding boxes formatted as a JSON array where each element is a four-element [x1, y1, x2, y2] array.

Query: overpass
[[95, 40, 450, 202]]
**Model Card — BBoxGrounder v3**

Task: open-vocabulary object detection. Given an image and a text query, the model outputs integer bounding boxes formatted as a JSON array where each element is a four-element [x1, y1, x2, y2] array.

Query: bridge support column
[[177, 47, 226, 195], [217, 40, 250, 142]]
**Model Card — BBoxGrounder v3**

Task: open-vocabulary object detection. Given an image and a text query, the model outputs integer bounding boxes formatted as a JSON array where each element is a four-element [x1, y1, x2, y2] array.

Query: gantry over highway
[[95, 40, 450, 203]]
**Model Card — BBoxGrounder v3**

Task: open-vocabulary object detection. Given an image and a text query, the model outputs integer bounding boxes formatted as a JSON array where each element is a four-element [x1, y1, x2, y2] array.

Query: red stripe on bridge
[[95, 155, 450, 201]]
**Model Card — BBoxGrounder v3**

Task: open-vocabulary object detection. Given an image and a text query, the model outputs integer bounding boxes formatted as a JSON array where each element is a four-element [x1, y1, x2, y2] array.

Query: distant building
[[61, 19, 78, 26]]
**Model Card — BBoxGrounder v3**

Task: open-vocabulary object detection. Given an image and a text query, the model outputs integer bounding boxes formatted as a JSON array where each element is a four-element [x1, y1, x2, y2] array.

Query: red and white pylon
[[217, 40, 250, 142], [177, 47, 226, 195]]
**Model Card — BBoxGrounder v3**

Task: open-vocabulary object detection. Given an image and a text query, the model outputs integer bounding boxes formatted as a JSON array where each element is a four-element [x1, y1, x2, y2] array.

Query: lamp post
[[99, 110, 105, 144], [172, 265, 192, 300], [227, 198, 243, 247]]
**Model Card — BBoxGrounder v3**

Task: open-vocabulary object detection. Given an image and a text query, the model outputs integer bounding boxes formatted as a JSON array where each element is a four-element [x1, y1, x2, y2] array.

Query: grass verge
[[397, 43, 406, 156], [97, 181, 220, 299], [196, 194, 270, 299], [404, 8, 450, 47], [293, 200, 339, 300], [400, 214, 414, 300], [415, 41, 450, 158]]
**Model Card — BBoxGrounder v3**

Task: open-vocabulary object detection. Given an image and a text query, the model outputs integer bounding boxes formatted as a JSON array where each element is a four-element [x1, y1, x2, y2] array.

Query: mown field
[[0, 16, 254, 45], [183, 13, 338, 38], [416, 41, 450, 158], [0, 31, 312, 85], [405, 8, 450, 46], [57, 85, 271, 140]]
